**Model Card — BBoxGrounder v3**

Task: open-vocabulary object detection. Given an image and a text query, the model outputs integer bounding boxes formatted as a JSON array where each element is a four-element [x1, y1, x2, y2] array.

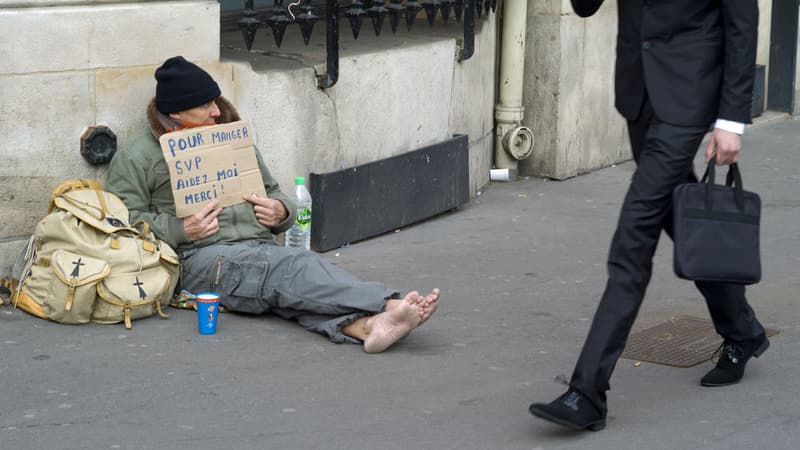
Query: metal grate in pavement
[[621, 315, 780, 368]]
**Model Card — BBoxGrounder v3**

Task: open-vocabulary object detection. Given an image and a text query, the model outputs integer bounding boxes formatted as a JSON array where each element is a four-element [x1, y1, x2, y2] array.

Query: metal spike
[[294, 4, 319, 45], [483, 0, 490, 15], [345, 1, 367, 40], [491, 0, 497, 13], [405, 1, 422, 31], [454, 0, 463, 23], [440, 0, 453, 24], [237, 1, 262, 51], [367, 1, 389, 36], [267, 6, 291, 48], [387, 0, 404, 34], [421, 0, 437, 27]]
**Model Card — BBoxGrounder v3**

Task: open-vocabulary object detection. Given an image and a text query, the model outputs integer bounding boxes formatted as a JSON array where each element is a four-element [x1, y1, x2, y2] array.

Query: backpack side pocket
[[94, 266, 173, 329], [47, 249, 110, 324]]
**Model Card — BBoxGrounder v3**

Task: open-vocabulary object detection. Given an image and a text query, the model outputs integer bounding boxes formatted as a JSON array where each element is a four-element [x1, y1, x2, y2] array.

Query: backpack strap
[[95, 296, 170, 329], [56, 190, 108, 221], [49, 179, 104, 213], [131, 220, 151, 238], [155, 299, 170, 319], [3, 236, 37, 307]]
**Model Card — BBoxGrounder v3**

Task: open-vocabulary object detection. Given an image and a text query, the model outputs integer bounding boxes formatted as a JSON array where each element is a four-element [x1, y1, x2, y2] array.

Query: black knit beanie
[[154, 56, 221, 114]]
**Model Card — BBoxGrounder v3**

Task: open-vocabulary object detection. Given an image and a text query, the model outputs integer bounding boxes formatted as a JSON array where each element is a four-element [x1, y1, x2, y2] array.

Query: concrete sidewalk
[[2, 116, 798, 450]]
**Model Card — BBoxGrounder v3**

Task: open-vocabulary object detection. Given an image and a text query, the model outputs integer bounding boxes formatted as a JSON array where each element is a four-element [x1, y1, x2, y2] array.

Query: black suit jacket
[[571, 0, 758, 126]]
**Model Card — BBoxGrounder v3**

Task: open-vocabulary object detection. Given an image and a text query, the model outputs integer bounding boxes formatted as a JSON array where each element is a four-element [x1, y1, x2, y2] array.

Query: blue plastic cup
[[195, 292, 220, 335]]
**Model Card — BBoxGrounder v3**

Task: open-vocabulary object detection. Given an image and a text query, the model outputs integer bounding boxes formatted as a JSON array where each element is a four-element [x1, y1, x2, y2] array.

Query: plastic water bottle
[[285, 176, 312, 250]]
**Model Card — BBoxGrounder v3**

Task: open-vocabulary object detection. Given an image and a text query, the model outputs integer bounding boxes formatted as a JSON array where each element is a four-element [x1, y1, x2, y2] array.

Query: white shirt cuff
[[714, 119, 745, 135]]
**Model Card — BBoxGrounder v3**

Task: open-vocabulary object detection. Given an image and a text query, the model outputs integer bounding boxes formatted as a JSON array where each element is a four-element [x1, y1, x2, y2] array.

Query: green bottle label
[[296, 207, 311, 231]]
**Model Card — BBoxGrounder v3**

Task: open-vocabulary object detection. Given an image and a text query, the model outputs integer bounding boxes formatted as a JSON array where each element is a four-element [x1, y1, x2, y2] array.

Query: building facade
[[1, 0, 797, 274]]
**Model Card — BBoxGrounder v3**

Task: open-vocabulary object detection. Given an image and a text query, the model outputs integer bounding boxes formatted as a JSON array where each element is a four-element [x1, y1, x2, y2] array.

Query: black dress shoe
[[701, 336, 770, 387], [529, 388, 606, 431]]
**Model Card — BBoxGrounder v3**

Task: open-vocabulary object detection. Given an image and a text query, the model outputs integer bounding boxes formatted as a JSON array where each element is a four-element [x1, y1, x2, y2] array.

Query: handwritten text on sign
[[158, 121, 266, 218]]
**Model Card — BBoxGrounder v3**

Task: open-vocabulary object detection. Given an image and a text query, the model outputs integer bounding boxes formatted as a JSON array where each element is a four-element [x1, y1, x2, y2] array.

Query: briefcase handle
[[699, 157, 745, 212]]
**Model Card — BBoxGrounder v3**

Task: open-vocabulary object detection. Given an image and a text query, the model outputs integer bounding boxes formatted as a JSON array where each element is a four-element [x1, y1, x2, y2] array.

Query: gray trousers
[[179, 240, 398, 344]]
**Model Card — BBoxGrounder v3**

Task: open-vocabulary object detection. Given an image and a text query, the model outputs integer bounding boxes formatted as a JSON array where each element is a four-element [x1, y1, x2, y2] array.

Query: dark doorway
[[767, 0, 799, 113]]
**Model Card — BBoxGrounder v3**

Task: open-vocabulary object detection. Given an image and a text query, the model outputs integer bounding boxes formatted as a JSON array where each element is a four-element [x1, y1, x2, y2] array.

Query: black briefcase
[[672, 160, 761, 284]]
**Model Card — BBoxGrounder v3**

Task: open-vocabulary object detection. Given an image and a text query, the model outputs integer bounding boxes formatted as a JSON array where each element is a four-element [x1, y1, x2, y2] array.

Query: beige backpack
[[9, 179, 180, 329]]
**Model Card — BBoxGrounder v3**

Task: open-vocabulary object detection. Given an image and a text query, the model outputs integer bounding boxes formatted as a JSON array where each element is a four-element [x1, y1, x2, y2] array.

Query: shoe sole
[[754, 338, 770, 357], [700, 338, 770, 387], [529, 405, 606, 431]]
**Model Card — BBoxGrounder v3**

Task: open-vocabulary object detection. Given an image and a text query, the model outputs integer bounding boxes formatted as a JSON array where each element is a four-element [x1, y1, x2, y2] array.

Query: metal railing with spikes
[[235, 0, 498, 89]]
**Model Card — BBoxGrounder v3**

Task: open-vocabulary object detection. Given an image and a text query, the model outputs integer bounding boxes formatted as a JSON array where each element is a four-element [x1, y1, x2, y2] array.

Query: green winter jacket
[[106, 96, 296, 252]]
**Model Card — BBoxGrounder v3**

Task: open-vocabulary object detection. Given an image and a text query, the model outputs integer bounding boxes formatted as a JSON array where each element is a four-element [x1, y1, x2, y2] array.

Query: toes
[[403, 291, 421, 304]]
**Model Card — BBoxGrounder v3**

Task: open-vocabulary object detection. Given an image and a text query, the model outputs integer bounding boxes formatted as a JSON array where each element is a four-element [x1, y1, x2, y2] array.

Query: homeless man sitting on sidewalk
[[106, 56, 439, 352]]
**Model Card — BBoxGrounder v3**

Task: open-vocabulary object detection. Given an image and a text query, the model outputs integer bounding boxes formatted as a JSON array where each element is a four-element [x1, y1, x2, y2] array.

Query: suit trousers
[[569, 98, 766, 411]]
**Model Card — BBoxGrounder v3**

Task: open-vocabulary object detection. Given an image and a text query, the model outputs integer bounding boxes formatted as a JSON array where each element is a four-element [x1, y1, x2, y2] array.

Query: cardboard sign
[[158, 121, 266, 218]]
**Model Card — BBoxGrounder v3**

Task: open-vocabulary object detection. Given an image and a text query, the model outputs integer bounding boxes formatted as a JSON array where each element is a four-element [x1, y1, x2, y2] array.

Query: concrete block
[[332, 41, 455, 167], [239, 39, 465, 191], [0, 71, 105, 237], [555, 16, 587, 179], [522, 3, 628, 179], [795, 71, 800, 116], [229, 40, 457, 192], [522, 12, 561, 178], [1, 71, 98, 178], [559, 12, 628, 179], [0, 1, 219, 74], [0, 175, 72, 240], [95, 65, 160, 151], [4, 1, 134, 6], [756, 0, 773, 102], [573, 11, 628, 170], [757, 0, 773, 66], [450, 15, 497, 192], [229, 61, 337, 192], [528, 0, 566, 15]]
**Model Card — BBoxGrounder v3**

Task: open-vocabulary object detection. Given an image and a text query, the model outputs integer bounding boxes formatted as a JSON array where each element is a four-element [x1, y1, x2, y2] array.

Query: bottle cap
[[295, 176, 305, 185]]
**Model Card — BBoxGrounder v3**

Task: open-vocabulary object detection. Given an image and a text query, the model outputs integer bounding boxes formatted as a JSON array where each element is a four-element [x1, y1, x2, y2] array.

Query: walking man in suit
[[529, 0, 769, 431]]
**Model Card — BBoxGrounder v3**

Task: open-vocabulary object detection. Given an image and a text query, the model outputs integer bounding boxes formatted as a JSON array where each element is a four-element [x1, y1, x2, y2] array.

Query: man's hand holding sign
[[245, 193, 288, 228], [183, 200, 222, 240]]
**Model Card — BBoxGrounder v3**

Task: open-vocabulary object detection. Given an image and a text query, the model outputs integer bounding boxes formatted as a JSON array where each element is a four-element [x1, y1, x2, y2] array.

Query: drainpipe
[[493, 0, 534, 180]]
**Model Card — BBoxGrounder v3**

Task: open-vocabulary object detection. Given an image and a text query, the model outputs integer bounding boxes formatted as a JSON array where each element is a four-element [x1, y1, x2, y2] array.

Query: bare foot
[[363, 292, 422, 353], [417, 288, 440, 325]]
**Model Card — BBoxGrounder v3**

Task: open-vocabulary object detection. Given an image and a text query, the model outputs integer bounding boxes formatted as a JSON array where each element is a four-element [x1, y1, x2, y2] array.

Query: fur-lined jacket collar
[[146, 96, 241, 138]]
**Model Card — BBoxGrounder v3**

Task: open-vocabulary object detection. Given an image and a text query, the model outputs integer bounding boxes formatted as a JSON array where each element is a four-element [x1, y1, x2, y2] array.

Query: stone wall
[[521, 0, 627, 180]]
